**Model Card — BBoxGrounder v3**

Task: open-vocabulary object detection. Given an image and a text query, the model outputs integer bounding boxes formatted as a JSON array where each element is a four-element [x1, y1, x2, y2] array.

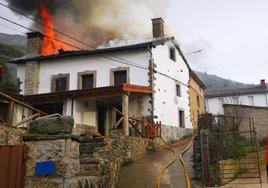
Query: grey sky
[[0, 0, 267, 84]]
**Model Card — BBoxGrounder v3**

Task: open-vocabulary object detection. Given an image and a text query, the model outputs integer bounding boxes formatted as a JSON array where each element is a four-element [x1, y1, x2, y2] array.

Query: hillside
[[0, 33, 26, 52], [195, 71, 254, 91], [0, 42, 24, 93]]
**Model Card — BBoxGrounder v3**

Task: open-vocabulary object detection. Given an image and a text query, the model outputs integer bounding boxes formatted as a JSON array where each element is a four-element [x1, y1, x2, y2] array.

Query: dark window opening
[[34, 102, 64, 115], [176, 84, 181, 97], [197, 95, 200, 107], [114, 70, 127, 86], [179, 110, 185, 128], [170, 47, 176, 62], [55, 77, 67, 92], [81, 74, 94, 89]]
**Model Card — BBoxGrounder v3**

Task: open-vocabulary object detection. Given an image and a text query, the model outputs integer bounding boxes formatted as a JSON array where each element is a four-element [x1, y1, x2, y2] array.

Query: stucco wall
[[152, 42, 192, 128], [206, 93, 268, 115], [189, 77, 205, 127], [37, 50, 150, 94]]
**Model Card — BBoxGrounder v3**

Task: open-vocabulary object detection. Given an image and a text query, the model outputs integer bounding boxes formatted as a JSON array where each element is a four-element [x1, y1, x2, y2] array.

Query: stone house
[[206, 80, 268, 115], [9, 18, 194, 140], [189, 70, 206, 128]]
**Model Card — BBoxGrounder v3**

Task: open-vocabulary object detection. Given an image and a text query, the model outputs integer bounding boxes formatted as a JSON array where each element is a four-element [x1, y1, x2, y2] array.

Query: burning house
[[8, 1, 194, 141]]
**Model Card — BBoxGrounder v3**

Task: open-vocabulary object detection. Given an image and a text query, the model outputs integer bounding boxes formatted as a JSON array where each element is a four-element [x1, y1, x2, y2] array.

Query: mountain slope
[[0, 33, 26, 52], [195, 71, 254, 91]]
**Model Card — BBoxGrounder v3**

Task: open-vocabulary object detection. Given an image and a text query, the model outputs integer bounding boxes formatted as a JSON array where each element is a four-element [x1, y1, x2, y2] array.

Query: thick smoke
[[7, 0, 171, 48]]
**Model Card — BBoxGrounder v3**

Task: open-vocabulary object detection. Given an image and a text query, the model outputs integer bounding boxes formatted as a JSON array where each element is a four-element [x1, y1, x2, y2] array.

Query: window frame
[[51, 73, 70, 93], [179, 109, 185, 128], [176, 84, 181, 97], [77, 70, 97, 90], [110, 67, 130, 86], [169, 47, 176, 62]]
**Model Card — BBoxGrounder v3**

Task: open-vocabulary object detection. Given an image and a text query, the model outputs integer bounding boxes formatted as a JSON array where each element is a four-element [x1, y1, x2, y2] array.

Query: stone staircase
[[78, 137, 123, 188]]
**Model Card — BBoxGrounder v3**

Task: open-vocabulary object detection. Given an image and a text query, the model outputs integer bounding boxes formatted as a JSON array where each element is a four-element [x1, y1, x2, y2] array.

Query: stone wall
[[224, 104, 268, 140], [161, 124, 194, 143], [0, 125, 26, 145], [78, 133, 147, 188], [25, 61, 40, 95], [23, 135, 80, 188]]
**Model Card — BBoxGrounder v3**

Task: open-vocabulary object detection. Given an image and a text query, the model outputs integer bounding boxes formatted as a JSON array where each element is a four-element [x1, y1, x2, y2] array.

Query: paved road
[[118, 145, 194, 188]]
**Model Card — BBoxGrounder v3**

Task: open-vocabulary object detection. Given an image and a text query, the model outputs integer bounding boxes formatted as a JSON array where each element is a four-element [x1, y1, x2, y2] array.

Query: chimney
[[152, 18, 165, 38], [26, 32, 44, 57], [260, 79, 266, 87]]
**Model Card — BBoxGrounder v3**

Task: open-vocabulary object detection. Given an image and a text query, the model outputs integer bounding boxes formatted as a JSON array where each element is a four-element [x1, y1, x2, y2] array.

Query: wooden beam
[[0, 91, 46, 115], [7, 101, 14, 125], [14, 113, 40, 127]]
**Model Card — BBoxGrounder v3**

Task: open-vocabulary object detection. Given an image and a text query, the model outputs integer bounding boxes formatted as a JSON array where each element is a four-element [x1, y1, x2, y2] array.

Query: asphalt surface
[[118, 145, 194, 188]]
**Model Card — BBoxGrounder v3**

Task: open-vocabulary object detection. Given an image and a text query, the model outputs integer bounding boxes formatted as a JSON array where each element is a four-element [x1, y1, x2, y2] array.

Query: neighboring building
[[205, 80, 268, 115], [189, 70, 206, 127], [10, 18, 193, 140], [224, 104, 268, 140]]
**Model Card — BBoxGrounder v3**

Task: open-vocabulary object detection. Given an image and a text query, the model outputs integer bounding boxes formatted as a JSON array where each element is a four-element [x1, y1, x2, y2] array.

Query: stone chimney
[[26, 32, 44, 57], [260, 79, 266, 87], [152, 18, 165, 38], [24, 32, 43, 95]]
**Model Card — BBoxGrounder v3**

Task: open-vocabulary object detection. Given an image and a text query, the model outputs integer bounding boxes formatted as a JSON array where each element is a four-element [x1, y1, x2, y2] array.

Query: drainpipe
[[71, 98, 74, 117], [147, 46, 155, 120]]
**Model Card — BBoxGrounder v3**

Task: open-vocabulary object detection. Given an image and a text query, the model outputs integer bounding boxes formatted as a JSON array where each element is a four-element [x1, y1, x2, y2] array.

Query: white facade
[[206, 93, 268, 115], [152, 42, 191, 128], [16, 40, 192, 129]]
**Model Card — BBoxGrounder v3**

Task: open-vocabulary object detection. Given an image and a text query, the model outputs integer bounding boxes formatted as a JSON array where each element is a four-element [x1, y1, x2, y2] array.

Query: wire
[[0, 2, 147, 69], [0, 16, 84, 50]]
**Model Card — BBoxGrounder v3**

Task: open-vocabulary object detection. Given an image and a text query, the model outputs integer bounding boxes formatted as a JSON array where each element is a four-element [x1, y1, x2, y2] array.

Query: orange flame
[[39, 4, 72, 56]]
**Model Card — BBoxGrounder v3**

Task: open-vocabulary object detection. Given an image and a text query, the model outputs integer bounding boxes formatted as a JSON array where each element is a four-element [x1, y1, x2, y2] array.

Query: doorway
[[97, 105, 106, 136]]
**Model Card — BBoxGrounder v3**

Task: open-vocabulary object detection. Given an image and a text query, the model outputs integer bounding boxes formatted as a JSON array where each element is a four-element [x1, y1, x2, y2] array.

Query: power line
[[0, 2, 147, 69], [0, 16, 84, 50], [0, 6, 191, 87]]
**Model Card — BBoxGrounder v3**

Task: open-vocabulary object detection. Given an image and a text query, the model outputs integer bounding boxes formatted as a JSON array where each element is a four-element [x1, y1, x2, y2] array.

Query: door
[[97, 106, 106, 136]]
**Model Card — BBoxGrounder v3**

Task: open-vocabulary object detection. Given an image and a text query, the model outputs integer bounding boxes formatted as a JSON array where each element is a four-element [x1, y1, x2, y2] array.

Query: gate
[[0, 145, 26, 188], [193, 114, 262, 186]]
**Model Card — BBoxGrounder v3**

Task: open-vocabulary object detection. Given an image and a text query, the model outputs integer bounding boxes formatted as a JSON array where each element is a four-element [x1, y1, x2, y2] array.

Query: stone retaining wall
[[161, 124, 194, 143], [23, 135, 80, 188], [0, 125, 26, 145]]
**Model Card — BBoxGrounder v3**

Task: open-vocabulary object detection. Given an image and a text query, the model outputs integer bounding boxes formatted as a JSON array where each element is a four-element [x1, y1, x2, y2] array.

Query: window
[[78, 71, 96, 90], [169, 47, 176, 62], [81, 74, 94, 89], [248, 96, 254, 106], [197, 95, 200, 108], [179, 110, 185, 128], [232, 97, 239, 104], [51, 74, 69, 93], [176, 84, 181, 97], [114, 70, 127, 86]]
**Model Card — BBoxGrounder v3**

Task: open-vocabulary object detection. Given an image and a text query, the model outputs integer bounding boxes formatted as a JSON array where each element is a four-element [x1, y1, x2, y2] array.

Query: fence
[[193, 114, 261, 186], [0, 145, 26, 188]]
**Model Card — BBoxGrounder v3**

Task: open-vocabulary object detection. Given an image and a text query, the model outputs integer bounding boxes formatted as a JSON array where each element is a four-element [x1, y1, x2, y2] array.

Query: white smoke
[[54, 0, 171, 48]]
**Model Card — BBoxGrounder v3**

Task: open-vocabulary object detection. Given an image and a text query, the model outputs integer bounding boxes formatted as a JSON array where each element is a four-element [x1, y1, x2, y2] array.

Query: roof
[[10, 37, 174, 64], [205, 84, 268, 98], [223, 104, 268, 111], [189, 70, 207, 89], [11, 84, 152, 104]]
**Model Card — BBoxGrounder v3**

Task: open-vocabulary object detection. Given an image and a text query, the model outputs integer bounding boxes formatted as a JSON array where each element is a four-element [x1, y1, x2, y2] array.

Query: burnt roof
[[10, 37, 174, 64], [205, 84, 268, 98]]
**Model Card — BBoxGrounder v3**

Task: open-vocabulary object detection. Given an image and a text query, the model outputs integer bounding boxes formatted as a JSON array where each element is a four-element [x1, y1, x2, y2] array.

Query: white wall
[[206, 93, 268, 115], [17, 64, 25, 94], [152, 42, 192, 128], [37, 50, 150, 94]]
